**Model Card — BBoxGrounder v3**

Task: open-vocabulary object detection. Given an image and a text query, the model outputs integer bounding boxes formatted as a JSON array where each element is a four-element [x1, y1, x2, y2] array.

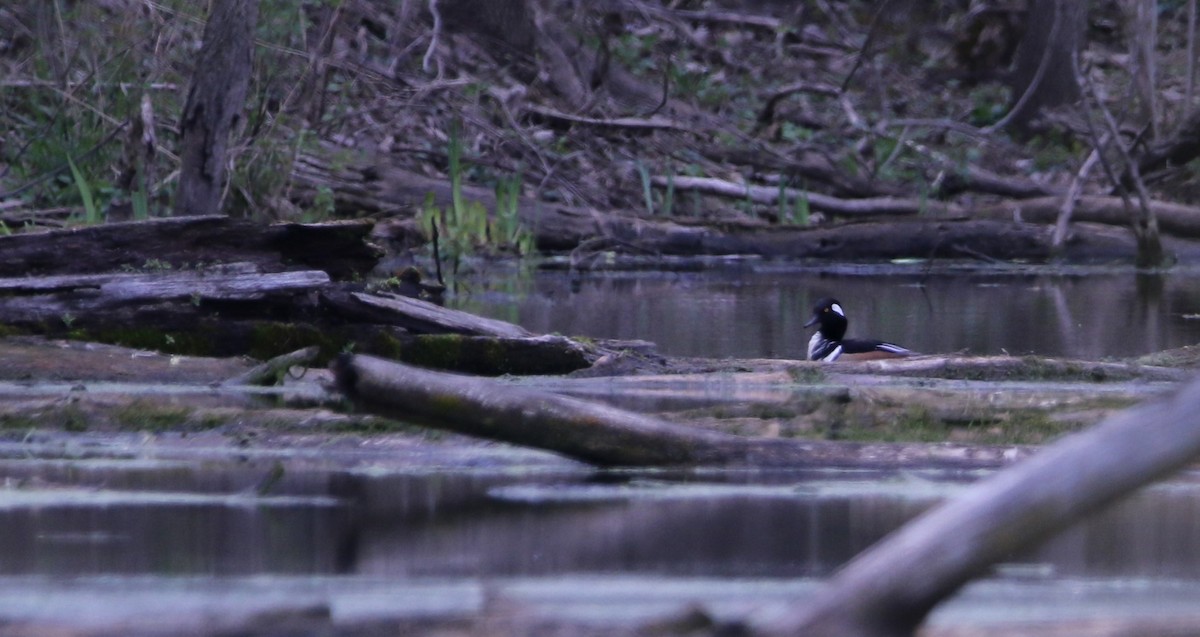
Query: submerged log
[[332, 354, 1026, 468]]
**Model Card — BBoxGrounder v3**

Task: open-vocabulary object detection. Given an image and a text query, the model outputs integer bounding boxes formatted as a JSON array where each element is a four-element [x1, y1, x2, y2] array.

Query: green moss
[[402, 334, 471, 370], [248, 322, 337, 361], [0, 403, 89, 431], [112, 400, 193, 432], [788, 365, 827, 384], [367, 330, 407, 360], [88, 326, 219, 356]]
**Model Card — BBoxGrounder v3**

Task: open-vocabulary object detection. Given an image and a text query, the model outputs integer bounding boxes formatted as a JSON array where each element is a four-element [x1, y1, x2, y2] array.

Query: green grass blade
[[67, 156, 99, 224]]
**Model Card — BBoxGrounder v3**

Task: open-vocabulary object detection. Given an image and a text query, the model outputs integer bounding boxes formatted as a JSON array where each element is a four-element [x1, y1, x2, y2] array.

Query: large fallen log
[[331, 354, 1026, 468], [975, 195, 1200, 239], [0, 266, 330, 326], [0, 215, 381, 280]]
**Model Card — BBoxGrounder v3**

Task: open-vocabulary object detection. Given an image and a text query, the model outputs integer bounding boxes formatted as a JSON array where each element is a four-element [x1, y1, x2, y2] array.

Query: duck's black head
[[804, 297, 848, 340]]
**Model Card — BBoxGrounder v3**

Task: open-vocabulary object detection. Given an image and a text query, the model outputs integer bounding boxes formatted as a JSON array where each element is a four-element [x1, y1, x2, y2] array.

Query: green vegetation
[[112, 400, 194, 432], [417, 121, 537, 277]]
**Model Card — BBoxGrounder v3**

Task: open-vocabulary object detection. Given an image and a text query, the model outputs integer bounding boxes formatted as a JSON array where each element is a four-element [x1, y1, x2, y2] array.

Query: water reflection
[[451, 265, 1200, 359], [3, 459, 1200, 584]]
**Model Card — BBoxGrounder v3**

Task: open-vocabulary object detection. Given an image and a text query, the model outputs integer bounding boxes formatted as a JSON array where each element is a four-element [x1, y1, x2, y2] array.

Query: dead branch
[[222, 346, 320, 386], [1052, 146, 1102, 248], [525, 104, 692, 132], [757, 81, 841, 126], [1078, 67, 1164, 266], [656, 175, 961, 217], [615, 1, 784, 31]]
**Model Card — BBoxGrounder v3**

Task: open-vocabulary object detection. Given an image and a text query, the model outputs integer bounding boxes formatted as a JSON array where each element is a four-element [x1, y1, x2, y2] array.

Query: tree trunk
[[173, 0, 259, 217], [1005, 0, 1086, 131]]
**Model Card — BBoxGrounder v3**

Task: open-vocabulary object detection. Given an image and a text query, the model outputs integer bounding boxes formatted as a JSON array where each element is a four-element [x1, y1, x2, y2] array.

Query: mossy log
[[332, 354, 1026, 468], [0, 264, 596, 374]]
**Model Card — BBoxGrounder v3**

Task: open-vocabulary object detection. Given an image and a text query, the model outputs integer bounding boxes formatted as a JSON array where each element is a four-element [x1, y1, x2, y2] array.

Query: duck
[[804, 297, 912, 362]]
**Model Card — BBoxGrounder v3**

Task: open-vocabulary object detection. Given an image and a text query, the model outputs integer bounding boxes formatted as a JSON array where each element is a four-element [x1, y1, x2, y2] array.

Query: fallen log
[[0, 267, 330, 325], [331, 354, 1027, 468], [346, 291, 531, 337], [753, 372, 1200, 637], [0, 215, 380, 280], [974, 195, 1200, 240], [0, 266, 594, 375]]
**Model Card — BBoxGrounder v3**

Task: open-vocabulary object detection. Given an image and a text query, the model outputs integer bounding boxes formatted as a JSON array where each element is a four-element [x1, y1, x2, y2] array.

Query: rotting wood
[[0, 268, 330, 326], [331, 354, 1030, 469], [0, 215, 380, 280], [525, 105, 692, 132], [752, 372, 1200, 637]]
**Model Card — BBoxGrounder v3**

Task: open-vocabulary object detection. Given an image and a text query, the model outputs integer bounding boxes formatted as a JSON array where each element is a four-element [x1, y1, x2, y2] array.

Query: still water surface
[[451, 262, 1200, 359], [3, 452, 1200, 629]]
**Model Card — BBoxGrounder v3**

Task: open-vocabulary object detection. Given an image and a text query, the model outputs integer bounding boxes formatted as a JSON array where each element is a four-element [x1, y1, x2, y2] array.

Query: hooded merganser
[[804, 297, 912, 362]]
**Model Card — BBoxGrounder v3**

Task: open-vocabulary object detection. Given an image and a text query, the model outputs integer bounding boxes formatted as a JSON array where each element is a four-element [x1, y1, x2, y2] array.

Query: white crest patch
[[830, 303, 844, 317]]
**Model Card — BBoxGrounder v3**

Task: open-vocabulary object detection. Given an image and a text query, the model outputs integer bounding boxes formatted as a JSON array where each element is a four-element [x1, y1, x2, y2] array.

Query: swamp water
[[7, 262, 1200, 632], [4, 444, 1200, 631], [452, 261, 1200, 360]]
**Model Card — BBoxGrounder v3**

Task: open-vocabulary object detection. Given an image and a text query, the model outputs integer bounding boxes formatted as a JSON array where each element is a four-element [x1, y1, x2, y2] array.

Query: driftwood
[[0, 215, 381, 280], [757, 372, 1200, 637], [332, 354, 1026, 468]]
